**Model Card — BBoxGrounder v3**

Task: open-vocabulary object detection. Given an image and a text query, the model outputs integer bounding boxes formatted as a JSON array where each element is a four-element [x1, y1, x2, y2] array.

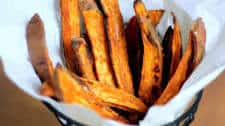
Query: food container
[[43, 90, 203, 126], [1, 0, 225, 125]]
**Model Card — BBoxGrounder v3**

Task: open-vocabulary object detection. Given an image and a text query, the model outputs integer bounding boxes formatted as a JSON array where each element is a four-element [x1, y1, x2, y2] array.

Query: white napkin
[[0, 0, 225, 126]]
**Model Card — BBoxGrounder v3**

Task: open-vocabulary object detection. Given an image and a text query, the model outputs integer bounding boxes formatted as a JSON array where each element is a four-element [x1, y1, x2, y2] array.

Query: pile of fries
[[26, 0, 206, 124]]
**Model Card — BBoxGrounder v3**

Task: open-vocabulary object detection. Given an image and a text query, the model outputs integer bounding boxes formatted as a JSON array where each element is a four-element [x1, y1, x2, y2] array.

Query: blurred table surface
[[192, 70, 225, 126], [0, 63, 61, 126], [0, 60, 225, 126]]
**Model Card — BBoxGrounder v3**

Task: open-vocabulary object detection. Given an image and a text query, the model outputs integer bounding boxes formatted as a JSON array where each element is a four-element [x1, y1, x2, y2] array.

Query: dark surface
[[0, 62, 60, 126]]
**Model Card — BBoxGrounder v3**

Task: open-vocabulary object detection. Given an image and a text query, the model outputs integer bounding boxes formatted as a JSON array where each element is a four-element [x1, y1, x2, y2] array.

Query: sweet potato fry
[[70, 74, 147, 113], [134, 0, 163, 105], [80, 0, 116, 87], [162, 13, 182, 89], [53, 64, 128, 123], [156, 18, 206, 105], [125, 9, 164, 95], [61, 0, 81, 72], [87, 82, 147, 113], [134, 0, 165, 26], [100, 0, 134, 94], [189, 18, 206, 74], [125, 16, 143, 96], [26, 14, 54, 83], [134, 0, 148, 17], [40, 81, 55, 97], [147, 10, 165, 27], [71, 37, 96, 80], [137, 17, 163, 106]]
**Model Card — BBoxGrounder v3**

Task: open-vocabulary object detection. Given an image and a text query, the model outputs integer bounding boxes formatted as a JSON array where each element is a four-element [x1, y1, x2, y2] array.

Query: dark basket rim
[[43, 90, 203, 126]]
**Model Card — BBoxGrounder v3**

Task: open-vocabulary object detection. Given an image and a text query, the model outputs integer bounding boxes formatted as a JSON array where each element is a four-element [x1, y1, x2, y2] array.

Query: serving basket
[[43, 90, 203, 126]]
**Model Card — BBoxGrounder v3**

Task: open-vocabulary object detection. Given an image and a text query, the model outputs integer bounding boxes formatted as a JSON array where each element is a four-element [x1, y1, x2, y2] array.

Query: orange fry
[[40, 81, 55, 97], [70, 74, 148, 113], [162, 13, 182, 89], [147, 10, 165, 27], [87, 83, 148, 113], [125, 9, 164, 95], [53, 64, 128, 123], [134, 0, 148, 17], [134, 0, 163, 105], [80, 0, 116, 87], [60, 0, 81, 72], [71, 37, 96, 80], [100, 0, 134, 94], [189, 18, 206, 74], [26, 14, 54, 83], [156, 18, 206, 105]]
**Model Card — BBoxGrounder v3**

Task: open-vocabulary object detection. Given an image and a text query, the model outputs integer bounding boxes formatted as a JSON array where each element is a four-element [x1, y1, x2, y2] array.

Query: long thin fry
[[71, 37, 96, 80], [156, 18, 206, 105], [53, 64, 128, 123], [26, 14, 54, 83], [134, 0, 163, 105], [125, 16, 143, 96], [100, 0, 134, 94], [189, 18, 206, 74], [88, 83, 148, 113], [162, 13, 182, 90], [125, 9, 164, 95], [70, 74, 148, 113], [61, 0, 81, 72], [80, 0, 116, 87], [39, 71, 147, 113]]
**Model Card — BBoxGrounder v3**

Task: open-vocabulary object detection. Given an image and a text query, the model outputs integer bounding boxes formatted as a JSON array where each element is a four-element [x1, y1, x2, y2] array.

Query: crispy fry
[[134, 0, 148, 17], [147, 10, 165, 27], [100, 0, 134, 94], [162, 13, 182, 89], [53, 64, 128, 123], [134, 0, 163, 105], [26, 14, 54, 83], [87, 82, 147, 113], [61, 0, 81, 72], [134, 0, 164, 26], [80, 0, 116, 87], [156, 18, 206, 105], [189, 18, 206, 74], [40, 81, 55, 97], [70, 74, 147, 113], [71, 37, 96, 80], [137, 17, 163, 106], [125, 9, 164, 95], [125, 16, 143, 96]]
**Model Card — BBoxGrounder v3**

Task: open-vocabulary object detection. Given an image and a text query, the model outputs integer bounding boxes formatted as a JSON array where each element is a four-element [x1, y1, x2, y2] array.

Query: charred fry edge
[[162, 13, 182, 90], [125, 16, 143, 96], [125, 9, 164, 95]]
